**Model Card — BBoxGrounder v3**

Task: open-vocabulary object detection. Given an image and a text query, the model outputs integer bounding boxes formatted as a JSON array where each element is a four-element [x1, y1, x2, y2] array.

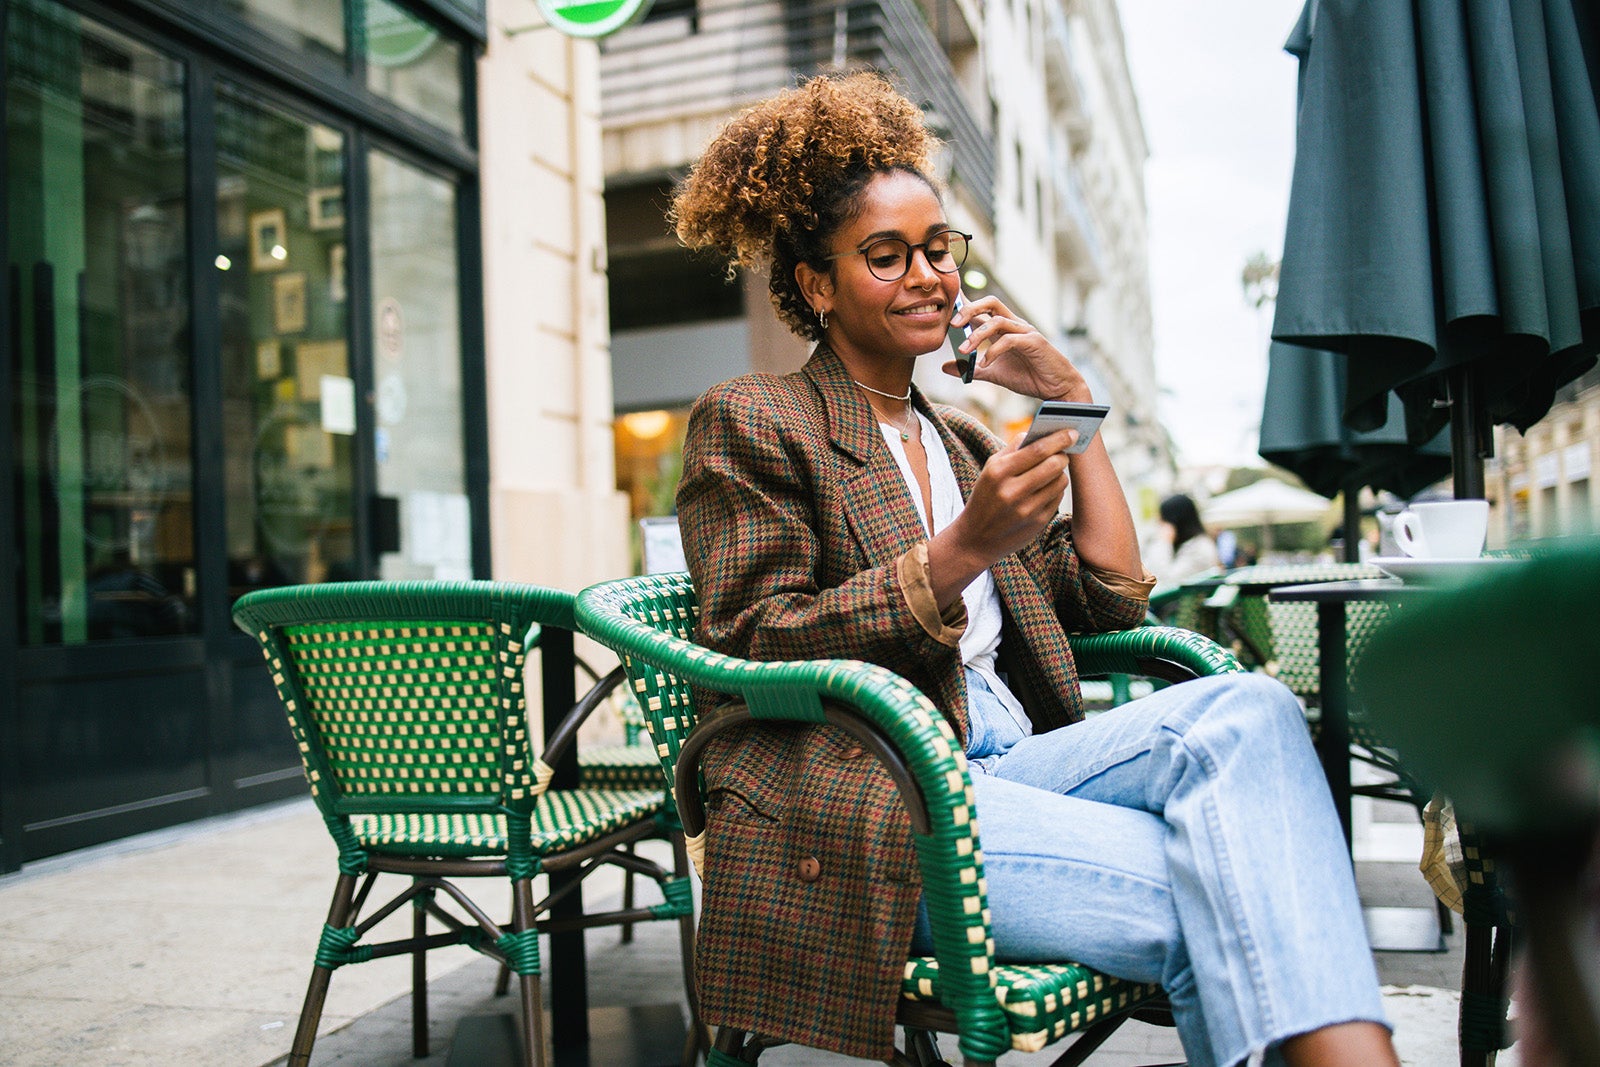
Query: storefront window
[[219, 0, 345, 65], [361, 0, 464, 137], [7, 1, 197, 644], [216, 84, 356, 597], [370, 150, 468, 579]]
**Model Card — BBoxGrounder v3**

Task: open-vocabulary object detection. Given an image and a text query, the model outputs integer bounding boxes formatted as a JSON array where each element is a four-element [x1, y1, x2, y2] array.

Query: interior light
[[962, 268, 989, 290], [621, 410, 672, 440], [270, 244, 288, 261], [215, 255, 232, 270]]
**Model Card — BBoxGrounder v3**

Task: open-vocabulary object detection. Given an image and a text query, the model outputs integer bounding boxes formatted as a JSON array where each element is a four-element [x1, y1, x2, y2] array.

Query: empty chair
[[233, 580, 702, 1067]]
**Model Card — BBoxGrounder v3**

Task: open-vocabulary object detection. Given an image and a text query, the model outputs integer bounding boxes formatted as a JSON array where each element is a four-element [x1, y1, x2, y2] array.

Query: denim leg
[[911, 772, 1218, 1064], [987, 673, 1389, 1066]]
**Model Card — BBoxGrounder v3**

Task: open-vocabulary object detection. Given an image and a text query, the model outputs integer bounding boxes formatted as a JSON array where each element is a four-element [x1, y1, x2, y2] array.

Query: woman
[[670, 72, 1395, 1067], [1148, 492, 1223, 588]]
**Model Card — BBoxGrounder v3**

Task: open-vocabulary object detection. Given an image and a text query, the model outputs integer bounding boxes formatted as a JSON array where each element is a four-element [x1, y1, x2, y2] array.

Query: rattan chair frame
[[576, 571, 1244, 1067], [233, 580, 703, 1067]]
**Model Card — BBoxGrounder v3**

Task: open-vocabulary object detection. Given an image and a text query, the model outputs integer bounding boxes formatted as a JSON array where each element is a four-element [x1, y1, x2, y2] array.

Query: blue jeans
[[912, 670, 1388, 1067]]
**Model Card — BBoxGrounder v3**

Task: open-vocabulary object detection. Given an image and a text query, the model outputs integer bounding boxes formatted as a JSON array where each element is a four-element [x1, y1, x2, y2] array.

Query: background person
[[1147, 492, 1223, 587], [669, 71, 1395, 1067]]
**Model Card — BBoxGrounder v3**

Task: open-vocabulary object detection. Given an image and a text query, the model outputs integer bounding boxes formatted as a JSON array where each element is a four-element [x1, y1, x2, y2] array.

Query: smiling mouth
[[896, 302, 943, 316]]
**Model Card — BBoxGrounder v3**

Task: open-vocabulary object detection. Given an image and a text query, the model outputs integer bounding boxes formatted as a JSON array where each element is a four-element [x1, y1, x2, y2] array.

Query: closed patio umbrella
[[1260, 342, 1453, 500], [1272, 0, 1600, 498], [1259, 341, 1452, 557]]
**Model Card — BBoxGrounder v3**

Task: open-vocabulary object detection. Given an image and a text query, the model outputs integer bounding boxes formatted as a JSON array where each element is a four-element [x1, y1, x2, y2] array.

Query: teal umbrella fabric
[[1272, 0, 1600, 459], [1259, 341, 1451, 499]]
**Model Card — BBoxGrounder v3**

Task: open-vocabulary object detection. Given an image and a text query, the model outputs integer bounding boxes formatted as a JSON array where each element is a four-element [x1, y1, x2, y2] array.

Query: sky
[[1117, 0, 1307, 470]]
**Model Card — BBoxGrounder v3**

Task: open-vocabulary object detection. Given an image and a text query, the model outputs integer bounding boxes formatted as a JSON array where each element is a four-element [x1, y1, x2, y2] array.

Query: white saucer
[[1369, 555, 1520, 585]]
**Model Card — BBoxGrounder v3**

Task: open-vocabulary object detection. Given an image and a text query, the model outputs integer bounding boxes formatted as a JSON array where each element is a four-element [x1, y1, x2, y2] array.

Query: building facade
[[1, 0, 624, 872], [1491, 366, 1600, 544], [598, 0, 1170, 520]]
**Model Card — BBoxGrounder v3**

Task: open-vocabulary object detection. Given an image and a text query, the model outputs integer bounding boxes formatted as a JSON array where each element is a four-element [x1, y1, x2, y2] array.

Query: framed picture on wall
[[308, 186, 343, 231], [273, 271, 308, 334], [249, 208, 287, 271], [255, 339, 282, 379]]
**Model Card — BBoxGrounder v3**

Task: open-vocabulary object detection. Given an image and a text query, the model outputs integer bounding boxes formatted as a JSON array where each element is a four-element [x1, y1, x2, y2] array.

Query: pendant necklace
[[852, 379, 915, 442]]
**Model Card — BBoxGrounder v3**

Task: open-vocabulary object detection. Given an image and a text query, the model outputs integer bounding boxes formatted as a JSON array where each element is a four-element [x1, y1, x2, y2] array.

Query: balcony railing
[[600, 0, 995, 223]]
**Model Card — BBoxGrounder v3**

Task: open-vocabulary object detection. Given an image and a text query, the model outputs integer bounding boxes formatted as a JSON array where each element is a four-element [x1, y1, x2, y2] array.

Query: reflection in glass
[[369, 151, 467, 580], [7, 2, 197, 644], [219, 0, 344, 65], [216, 83, 355, 599], [361, 0, 464, 137]]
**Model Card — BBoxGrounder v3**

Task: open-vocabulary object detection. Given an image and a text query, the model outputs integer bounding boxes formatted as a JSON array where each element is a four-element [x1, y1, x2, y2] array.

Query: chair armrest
[[534, 665, 627, 786], [1070, 626, 1244, 685]]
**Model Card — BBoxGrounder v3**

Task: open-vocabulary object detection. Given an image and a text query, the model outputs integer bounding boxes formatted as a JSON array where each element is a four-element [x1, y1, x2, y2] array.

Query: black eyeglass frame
[[822, 229, 973, 282]]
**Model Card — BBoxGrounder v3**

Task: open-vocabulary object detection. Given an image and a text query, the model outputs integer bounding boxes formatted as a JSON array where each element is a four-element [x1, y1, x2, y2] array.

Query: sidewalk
[[0, 785, 1518, 1066]]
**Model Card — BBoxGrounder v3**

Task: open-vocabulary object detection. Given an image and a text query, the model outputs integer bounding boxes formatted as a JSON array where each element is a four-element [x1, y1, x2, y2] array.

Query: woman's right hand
[[926, 427, 1078, 608]]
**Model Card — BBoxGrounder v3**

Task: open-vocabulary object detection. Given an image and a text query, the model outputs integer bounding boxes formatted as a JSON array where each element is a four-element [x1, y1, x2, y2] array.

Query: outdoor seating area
[[211, 563, 1563, 1065], [5, 4, 1599, 1067], [1, 558, 1561, 1065]]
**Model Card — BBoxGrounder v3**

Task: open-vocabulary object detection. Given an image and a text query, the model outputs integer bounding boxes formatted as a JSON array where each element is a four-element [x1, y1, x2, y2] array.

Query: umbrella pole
[[1341, 483, 1362, 563], [1448, 365, 1488, 500]]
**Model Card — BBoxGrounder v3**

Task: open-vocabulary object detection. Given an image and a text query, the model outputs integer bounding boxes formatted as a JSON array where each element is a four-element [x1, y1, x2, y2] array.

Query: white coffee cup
[[1393, 500, 1489, 559]]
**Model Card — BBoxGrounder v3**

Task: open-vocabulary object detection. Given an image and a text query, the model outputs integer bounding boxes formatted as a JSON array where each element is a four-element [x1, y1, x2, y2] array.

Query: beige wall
[[478, 0, 630, 596], [1493, 377, 1600, 543]]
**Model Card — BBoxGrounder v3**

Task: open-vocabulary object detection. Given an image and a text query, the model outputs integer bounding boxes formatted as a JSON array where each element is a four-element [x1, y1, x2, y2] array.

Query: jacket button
[[841, 745, 865, 760], [798, 856, 822, 882]]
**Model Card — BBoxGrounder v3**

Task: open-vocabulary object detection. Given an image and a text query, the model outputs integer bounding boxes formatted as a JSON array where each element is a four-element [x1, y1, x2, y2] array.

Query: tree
[[1241, 252, 1280, 309]]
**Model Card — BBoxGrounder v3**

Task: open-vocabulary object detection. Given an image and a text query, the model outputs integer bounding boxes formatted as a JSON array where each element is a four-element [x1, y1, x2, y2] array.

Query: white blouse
[[879, 414, 1033, 737]]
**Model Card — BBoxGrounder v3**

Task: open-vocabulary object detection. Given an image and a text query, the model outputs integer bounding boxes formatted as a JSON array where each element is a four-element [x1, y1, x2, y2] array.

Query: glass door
[[368, 148, 468, 580], [215, 83, 357, 599], [6, 0, 212, 857]]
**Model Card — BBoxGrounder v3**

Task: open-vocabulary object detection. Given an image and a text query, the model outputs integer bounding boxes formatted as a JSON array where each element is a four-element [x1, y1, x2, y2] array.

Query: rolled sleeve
[[1084, 564, 1157, 605], [897, 543, 966, 646]]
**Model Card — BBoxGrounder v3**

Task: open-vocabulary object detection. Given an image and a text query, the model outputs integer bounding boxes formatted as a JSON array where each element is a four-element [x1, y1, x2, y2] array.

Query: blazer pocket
[[706, 785, 781, 827]]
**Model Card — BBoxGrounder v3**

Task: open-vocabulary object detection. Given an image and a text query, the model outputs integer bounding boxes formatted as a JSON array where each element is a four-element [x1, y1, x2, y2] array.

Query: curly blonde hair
[[670, 71, 940, 341]]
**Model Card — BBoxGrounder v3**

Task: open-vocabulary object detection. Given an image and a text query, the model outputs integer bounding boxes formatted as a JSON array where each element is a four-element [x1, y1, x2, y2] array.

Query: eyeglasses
[[824, 230, 972, 282]]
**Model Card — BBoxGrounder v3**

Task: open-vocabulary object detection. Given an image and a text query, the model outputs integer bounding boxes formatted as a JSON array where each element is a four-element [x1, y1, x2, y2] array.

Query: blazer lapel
[[804, 349, 927, 570]]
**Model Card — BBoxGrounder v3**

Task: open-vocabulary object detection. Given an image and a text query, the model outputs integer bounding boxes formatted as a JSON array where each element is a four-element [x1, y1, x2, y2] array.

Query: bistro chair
[[1357, 541, 1600, 1066], [232, 580, 702, 1067], [575, 571, 1247, 1067]]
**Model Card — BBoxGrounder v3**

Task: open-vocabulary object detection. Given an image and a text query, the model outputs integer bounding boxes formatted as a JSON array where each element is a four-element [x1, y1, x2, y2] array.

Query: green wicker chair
[[232, 580, 703, 1067], [575, 571, 1247, 1067]]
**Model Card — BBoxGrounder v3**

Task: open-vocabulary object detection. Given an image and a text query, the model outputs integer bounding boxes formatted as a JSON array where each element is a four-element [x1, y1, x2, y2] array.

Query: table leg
[[540, 627, 589, 1051], [1313, 597, 1443, 952], [1316, 599, 1352, 849]]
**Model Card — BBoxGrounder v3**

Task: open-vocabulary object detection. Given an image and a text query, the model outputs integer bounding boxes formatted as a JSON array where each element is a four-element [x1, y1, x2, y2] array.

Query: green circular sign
[[366, 4, 439, 67], [537, 0, 654, 38]]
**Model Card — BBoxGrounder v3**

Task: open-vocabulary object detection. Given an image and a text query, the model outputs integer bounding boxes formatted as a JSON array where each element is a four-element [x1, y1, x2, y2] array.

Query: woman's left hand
[[943, 295, 1092, 403]]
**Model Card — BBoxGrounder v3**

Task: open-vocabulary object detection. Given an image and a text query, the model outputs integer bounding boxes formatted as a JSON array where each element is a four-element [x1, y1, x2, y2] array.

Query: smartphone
[[948, 294, 976, 383], [1020, 400, 1110, 454]]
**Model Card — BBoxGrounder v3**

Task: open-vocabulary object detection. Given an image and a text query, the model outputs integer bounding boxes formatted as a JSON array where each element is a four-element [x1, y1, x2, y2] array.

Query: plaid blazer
[[674, 346, 1150, 1059]]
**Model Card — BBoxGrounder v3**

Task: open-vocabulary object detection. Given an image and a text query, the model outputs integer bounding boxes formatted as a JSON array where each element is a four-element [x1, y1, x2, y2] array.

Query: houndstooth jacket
[[674, 345, 1152, 1059]]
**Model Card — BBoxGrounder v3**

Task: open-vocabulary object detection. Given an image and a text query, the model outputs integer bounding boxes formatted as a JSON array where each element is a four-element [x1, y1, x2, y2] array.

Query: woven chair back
[[577, 572, 703, 798], [233, 581, 572, 817]]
